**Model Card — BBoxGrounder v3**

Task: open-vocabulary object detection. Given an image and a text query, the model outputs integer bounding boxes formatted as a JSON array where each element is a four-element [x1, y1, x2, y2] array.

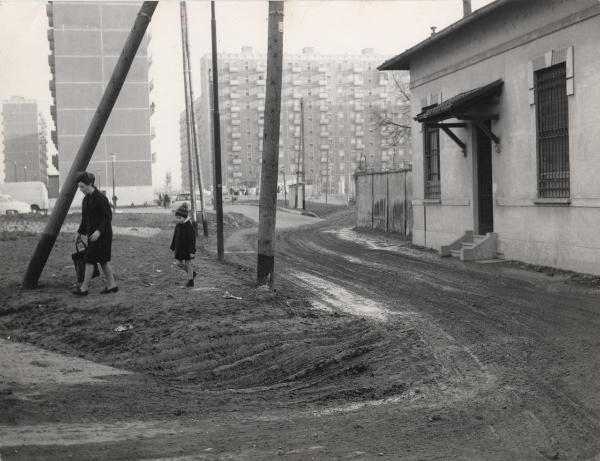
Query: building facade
[[1, 97, 48, 185], [190, 47, 410, 196], [47, 1, 153, 205], [380, 0, 600, 275]]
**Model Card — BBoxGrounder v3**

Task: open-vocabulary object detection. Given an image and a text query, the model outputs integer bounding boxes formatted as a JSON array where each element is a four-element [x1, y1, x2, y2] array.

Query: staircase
[[440, 231, 498, 261]]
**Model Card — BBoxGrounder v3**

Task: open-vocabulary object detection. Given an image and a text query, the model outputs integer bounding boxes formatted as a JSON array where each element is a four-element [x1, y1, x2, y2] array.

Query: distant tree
[[370, 72, 412, 168], [164, 170, 172, 192]]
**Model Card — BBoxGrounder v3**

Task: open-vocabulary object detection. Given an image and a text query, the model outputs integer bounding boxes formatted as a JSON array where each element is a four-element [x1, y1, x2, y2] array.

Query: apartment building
[[190, 47, 410, 195], [47, 1, 154, 204], [1, 97, 48, 185]]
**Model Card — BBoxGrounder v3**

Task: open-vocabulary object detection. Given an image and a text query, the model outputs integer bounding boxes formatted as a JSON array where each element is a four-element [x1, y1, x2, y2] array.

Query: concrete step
[[450, 249, 461, 258]]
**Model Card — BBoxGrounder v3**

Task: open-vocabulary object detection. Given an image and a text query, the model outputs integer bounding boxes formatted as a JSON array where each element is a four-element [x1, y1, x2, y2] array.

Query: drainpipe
[[463, 0, 472, 16]]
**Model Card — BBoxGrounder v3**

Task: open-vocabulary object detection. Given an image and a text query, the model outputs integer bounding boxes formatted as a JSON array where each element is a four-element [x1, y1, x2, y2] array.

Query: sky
[[0, 0, 493, 190]]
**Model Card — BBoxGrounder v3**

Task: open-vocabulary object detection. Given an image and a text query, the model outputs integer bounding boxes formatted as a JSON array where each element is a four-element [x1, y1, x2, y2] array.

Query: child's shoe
[[186, 279, 194, 288]]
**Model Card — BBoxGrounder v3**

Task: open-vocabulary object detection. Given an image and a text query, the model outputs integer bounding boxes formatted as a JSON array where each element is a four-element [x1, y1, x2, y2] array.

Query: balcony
[[230, 79, 239, 86], [231, 105, 240, 112], [232, 132, 241, 139], [230, 93, 239, 99], [233, 172, 243, 178], [229, 64, 239, 72], [46, 29, 54, 42], [232, 145, 242, 152], [292, 66, 301, 73], [148, 79, 154, 92], [318, 80, 327, 86], [232, 158, 242, 165], [318, 92, 327, 99], [320, 144, 330, 150], [232, 119, 241, 126], [319, 105, 327, 112]]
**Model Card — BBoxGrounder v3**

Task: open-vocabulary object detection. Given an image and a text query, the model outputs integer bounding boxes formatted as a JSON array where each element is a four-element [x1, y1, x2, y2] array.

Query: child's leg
[[174, 259, 186, 271], [184, 259, 193, 280]]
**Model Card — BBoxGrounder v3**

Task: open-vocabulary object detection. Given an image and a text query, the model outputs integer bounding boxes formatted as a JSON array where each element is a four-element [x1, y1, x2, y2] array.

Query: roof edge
[[378, 0, 514, 71]]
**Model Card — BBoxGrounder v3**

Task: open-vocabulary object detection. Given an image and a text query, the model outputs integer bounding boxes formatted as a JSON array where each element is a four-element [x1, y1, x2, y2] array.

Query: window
[[424, 126, 440, 200], [535, 63, 569, 198]]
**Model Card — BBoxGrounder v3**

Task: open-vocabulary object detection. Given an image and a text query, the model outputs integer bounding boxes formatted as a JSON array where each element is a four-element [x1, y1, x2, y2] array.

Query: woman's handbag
[[72, 236, 100, 283]]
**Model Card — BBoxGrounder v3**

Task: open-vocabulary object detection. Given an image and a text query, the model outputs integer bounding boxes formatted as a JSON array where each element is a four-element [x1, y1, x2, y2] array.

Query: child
[[170, 203, 196, 287]]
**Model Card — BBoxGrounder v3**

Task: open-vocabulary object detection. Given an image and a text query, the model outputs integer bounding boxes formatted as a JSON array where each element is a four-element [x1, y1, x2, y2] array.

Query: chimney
[[430, 26, 437, 36], [463, 0, 472, 16]]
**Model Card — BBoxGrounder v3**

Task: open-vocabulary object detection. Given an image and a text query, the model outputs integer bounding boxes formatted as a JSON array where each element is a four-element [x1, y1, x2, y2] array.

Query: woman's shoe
[[72, 287, 88, 296], [100, 286, 119, 294]]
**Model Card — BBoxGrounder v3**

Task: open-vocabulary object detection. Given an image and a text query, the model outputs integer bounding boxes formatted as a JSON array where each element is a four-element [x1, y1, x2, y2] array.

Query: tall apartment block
[[191, 47, 410, 195], [46, 1, 154, 205], [1, 96, 48, 185]]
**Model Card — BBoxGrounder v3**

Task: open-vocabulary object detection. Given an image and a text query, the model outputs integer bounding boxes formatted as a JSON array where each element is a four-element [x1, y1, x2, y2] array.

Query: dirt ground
[[1, 205, 600, 460]]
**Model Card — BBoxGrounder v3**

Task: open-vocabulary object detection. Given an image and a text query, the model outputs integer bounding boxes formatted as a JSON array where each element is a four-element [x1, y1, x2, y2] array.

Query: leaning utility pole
[[211, 1, 224, 261], [22, 1, 158, 289], [181, 1, 208, 236], [179, 2, 197, 232], [256, 1, 284, 287]]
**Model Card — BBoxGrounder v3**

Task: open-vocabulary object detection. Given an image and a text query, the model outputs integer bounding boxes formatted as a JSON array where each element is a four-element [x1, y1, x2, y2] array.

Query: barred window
[[424, 126, 440, 199], [535, 63, 570, 198]]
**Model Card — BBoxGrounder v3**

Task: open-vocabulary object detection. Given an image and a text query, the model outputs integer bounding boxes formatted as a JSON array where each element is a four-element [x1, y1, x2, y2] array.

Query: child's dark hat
[[175, 203, 189, 218]]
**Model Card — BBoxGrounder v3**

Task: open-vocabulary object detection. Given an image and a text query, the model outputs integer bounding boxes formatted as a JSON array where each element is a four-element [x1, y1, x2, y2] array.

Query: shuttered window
[[424, 126, 440, 199], [535, 63, 570, 198]]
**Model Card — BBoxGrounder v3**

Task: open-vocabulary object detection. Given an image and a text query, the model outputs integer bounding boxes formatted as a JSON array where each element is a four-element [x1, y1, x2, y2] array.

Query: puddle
[[0, 338, 130, 385], [289, 271, 393, 321], [325, 228, 439, 261]]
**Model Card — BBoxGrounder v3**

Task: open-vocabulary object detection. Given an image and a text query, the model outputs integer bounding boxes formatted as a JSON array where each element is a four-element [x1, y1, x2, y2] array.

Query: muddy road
[[228, 208, 600, 460], [1, 208, 600, 460]]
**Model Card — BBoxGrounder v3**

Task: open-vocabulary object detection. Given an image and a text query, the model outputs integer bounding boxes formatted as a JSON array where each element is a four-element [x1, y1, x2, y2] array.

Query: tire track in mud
[[270, 216, 600, 457]]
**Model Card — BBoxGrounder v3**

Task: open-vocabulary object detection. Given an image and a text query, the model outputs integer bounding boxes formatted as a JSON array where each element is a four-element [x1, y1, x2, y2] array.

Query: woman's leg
[[80, 263, 95, 292], [100, 261, 117, 289]]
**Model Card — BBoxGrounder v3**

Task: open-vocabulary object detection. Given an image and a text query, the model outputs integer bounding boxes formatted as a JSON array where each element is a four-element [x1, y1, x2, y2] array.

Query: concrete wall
[[356, 169, 412, 238], [406, 0, 600, 274]]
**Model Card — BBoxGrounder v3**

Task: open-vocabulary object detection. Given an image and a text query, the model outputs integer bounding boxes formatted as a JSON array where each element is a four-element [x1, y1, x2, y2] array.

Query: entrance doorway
[[476, 122, 493, 234]]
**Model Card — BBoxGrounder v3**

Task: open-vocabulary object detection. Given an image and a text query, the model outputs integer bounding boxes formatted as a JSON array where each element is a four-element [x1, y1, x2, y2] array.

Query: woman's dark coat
[[77, 188, 113, 264], [170, 220, 196, 260]]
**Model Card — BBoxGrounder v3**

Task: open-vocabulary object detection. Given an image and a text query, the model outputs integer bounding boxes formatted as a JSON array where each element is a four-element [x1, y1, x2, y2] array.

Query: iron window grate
[[535, 63, 570, 198], [424, 127, 440, 200]]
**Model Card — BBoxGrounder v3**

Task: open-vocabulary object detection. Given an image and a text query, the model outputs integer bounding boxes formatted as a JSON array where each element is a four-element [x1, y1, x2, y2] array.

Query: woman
[[72, 171, 118, 296]]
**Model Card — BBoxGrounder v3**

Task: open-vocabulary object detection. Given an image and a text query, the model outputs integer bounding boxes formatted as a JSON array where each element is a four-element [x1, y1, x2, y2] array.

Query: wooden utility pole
[[281, 169, 287, 208], [22, 1, 158, 289], [300, 97, 306, 211], [211, 1, 224, 261], [181, 1, 208, 236], [179, 2, 197, 231], [256, 1, 284, 287]]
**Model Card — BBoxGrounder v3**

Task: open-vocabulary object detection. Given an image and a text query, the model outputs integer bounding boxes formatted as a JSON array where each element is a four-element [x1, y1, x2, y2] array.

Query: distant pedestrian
[[163, 193, 171, 208], [72, 171, 118, 296], [170, 203, 196, 287]]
